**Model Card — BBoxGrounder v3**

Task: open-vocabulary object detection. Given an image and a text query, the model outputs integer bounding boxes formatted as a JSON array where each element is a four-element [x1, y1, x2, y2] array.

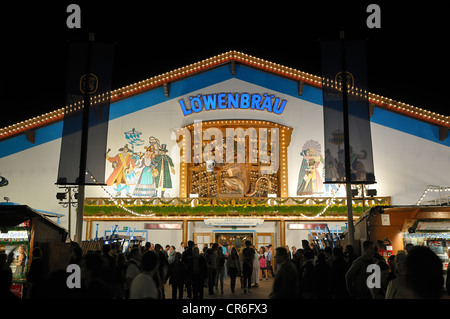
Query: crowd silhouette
[[0, 238, 449, 300]]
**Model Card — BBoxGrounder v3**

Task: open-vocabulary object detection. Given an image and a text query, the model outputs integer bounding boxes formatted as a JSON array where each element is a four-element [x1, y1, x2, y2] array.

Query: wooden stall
[[0, 203, 69, 298], [342, 205, 450, 259]]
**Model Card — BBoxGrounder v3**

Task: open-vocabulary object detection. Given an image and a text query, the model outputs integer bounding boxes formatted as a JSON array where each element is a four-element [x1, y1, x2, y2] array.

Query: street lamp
[[57, 186, 78, 239]]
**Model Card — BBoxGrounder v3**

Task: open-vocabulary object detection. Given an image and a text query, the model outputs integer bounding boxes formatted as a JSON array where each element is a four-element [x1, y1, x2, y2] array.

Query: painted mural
[[296, 139, 345, 197], [105, 129, 175, 197], [296, 140, 324, 196]]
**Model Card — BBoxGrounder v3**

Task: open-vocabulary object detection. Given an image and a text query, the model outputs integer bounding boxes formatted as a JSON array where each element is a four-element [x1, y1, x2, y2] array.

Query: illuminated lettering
[[202, 94, 217, 110], [178, 98, 192, 116], [178, 92, 287, 115], [228, 93, 239, 108], [240, 93, 250, 109]]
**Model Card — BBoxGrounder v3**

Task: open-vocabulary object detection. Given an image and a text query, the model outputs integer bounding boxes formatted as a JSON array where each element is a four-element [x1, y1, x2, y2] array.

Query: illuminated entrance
[[214, 232, 254, 249], [212, 230, 274, 251]]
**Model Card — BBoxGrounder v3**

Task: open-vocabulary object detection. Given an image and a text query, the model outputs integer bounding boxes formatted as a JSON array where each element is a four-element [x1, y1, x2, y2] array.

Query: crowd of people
[[0, 238, 449, 300], [0, 239, 273, 300], [270, 240, 449, 299]]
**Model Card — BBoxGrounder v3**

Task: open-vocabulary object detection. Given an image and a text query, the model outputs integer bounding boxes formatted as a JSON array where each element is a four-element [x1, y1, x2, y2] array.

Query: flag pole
[[340, 31, 355, 248], [74, 32, 95, 245]]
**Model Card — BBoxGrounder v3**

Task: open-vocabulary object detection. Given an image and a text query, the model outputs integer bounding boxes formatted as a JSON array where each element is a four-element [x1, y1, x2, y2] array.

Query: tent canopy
[[0, 203, 67, 235]]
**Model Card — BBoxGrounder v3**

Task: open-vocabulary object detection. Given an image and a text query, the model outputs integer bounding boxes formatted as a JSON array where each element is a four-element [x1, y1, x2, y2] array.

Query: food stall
[[341, 205, 450, 270], [0, 203, 68, 298], [403, 219, 450, 270]]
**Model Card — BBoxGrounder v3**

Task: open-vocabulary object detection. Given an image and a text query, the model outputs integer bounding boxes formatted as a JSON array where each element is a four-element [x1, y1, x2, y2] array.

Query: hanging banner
[[57, 41, 114, 185], [321, 39, 375, 184]]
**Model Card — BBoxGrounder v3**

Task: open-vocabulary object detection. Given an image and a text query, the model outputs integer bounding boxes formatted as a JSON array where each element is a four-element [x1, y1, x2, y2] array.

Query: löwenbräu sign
[[178, 92, 287, 116]]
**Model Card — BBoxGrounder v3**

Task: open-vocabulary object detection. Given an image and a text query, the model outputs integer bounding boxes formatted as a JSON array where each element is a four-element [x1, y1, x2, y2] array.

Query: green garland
[[88, 196, 390, 206], [84, 203, 376, 217]]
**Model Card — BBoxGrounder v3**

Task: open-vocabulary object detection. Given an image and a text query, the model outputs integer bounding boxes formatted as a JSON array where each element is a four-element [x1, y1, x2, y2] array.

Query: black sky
[[0, 1, 448, 129]]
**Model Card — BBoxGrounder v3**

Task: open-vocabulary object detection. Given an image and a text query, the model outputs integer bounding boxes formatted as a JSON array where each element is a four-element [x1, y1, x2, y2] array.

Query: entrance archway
[[214, 232, 255, 250]]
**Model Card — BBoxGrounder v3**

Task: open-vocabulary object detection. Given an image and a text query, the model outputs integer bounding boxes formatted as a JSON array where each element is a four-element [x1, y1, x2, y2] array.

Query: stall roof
[[0, 203, 67, 233]]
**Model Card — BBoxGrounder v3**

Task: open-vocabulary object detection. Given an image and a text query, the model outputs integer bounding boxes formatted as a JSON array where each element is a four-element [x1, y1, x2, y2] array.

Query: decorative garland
[[83, 203, 382, 217], [86, 196, 389, 207]]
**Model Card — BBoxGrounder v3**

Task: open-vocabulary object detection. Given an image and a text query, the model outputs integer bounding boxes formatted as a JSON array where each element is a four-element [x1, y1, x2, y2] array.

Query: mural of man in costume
[[153, 144, 175, 198], [106, 144, 136, 197], [297, 140, 324, 196]]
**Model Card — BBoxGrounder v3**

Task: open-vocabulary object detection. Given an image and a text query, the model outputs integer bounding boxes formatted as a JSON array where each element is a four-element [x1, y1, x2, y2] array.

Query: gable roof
[[0, 50, 448, 142], [0, 202, 67, 233]]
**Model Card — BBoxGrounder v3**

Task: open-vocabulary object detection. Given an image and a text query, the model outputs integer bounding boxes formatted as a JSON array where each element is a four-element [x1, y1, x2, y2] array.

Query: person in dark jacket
[[242, 240, 255, 294], [314, 252, 331, 299], [205, 243, 219, 295], [182, 240, 195, 298], [227, 247, 241, 293], [187, 246, 207, 299], [215, 248, 226, 293], [329, 245, 350, 299], [101, 244, 116, 289], [26, 247, 46, 299], [165, 252, 187, 299], [344, 244, 357, 266], [270, 247, 299, 299], [299, 249, 315, 299], [345, 240, 377, 299], [155, 244, 169, 298]]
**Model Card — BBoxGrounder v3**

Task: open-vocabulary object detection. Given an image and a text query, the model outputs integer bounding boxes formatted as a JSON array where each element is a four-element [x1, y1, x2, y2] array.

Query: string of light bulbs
[[416, 185, 450, 205], [299, 192, 338, 219], [85, 169, 155, 217], [1, 51, 449, 141]]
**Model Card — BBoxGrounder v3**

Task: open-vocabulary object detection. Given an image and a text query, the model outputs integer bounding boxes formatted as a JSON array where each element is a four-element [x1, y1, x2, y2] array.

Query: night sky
[[0, 1, 448, 129]]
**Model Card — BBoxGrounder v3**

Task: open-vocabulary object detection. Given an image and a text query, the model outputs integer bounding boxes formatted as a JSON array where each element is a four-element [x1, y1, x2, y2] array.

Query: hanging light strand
[[86, 169, 154, 217], [416, 185, 450, 205]]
